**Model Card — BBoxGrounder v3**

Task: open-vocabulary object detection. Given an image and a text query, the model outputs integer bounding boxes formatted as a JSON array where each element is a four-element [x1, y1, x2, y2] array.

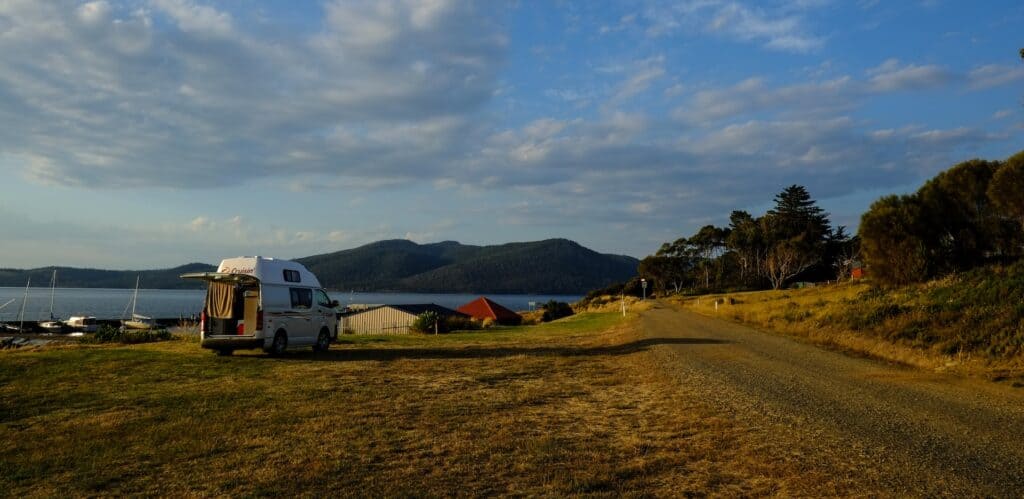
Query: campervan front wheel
[[313, 328, 330, 353], [268, 330, 288, 356]]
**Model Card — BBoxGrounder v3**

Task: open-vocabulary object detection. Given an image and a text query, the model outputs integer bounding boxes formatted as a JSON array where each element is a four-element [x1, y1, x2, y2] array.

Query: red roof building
[[457, 297, 522, 325]]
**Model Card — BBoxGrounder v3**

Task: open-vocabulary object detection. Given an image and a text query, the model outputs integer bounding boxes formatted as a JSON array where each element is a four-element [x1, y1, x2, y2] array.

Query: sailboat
[[121, 275, 155, 330], [39, 270, 64, 333], [1, 278, 31, 332], [0, 298, 17, 331]]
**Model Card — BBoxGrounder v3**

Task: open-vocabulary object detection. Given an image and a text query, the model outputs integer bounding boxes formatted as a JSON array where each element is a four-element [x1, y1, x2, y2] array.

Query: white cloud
[[628, 202, 654, 215], [188, 216, 212, 231], [612, 59, 666, 102], [0, 2, 1016, 264], [675, 75, 855, 123], [866, 59, 952, 92], [641, 1, 825, 53], [967, 64, 1024, 90], [151, 0, 233, 37], [0, 0, 506, 189], [76, 1, 111, 26], [908, 127, 995, 144]]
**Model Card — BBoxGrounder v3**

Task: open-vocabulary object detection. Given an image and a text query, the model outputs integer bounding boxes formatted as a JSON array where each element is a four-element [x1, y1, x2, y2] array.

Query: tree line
[[637, 185, 857, 295], [628, 149, 1024, 297], [860, 150, 1024, 285]]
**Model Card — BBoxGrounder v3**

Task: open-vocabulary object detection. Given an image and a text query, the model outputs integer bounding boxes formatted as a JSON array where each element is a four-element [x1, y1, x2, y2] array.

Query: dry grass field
[[674, 272, 1024, 383], [1, 311, 812, 497]]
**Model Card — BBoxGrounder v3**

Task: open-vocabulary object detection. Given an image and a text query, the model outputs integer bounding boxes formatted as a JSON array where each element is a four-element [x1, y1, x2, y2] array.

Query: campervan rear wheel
[[313, 328, 330, 353], [268, 330, 288, 356]]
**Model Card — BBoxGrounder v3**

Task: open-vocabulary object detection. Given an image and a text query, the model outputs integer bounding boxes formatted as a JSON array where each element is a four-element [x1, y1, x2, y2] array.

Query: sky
[[0, 0, 1022, 269]]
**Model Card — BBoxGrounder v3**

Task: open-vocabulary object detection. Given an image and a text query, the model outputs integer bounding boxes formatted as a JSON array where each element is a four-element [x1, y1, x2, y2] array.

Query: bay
[[0, 287, 582, 321]]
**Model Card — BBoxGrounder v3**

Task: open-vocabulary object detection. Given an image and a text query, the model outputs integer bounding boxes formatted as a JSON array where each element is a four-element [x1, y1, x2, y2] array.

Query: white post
[[715, 300, 719, 312]]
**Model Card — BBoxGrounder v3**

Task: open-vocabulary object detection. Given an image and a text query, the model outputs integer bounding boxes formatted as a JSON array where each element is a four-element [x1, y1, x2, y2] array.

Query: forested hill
[[0, 239, 639, 294], [0, 263, 216, 290], [298, 239, 639, 294]]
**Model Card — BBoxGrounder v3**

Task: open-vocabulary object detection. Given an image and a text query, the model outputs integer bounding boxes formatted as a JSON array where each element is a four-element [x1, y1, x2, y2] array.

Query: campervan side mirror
[[330, 300, 340, 308]]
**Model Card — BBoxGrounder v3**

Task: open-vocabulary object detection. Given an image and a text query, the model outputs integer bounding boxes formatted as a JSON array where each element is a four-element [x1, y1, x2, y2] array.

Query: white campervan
[[181, 256, 338, 356]]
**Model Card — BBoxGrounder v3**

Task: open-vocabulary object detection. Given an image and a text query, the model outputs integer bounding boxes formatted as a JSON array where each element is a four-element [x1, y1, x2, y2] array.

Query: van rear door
[[180, 273, 261, 335]]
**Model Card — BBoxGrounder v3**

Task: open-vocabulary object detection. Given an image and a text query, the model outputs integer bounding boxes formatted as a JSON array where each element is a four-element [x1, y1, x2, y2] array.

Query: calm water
[[0, 287, 581, 321]]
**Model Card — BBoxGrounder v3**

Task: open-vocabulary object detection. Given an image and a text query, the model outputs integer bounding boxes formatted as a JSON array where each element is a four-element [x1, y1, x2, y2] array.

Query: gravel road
[[641, 302, 1024, 496]]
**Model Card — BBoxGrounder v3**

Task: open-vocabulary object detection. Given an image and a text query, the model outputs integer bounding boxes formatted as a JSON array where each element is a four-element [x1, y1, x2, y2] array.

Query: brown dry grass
[[0, 311, 831, 497], [575, 295, 656, 314], [672, 282, 1024, 381]]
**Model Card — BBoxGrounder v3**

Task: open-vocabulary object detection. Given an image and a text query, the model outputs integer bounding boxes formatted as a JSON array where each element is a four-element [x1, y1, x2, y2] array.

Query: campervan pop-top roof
[[216, 256, 322, 288]]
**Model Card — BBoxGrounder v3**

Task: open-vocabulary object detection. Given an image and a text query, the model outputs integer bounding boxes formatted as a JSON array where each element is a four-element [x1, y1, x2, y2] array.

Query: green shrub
[[411, 312, 481, 333], [411, 311, 440, 333], [541, 301, 574, 322], [444, 315, 481, 332], [91, 325, 172, 344]]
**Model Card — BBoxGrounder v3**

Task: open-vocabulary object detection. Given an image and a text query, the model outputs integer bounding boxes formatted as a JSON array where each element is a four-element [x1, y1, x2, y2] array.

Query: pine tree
[[761, 185, 831, 289]]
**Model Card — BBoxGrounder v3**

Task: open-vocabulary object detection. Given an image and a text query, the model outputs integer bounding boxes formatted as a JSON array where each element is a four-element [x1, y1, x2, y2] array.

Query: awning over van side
[[180, 272, 260, 285]]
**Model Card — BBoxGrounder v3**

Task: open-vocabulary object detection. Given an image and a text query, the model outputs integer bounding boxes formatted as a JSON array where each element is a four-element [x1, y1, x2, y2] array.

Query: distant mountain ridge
[[298, 238, 639, 294], [0, 239, 639, 294], [0, 263, 215, 290]]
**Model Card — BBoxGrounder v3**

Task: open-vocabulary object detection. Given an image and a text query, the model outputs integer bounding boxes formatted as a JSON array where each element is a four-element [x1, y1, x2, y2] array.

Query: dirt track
[[640, 302, 1024, 496]]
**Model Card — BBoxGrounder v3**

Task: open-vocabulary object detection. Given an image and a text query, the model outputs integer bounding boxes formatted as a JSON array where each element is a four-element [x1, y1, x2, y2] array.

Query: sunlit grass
[[0, 311, 801, 496], [673, 270, 1024, 379]]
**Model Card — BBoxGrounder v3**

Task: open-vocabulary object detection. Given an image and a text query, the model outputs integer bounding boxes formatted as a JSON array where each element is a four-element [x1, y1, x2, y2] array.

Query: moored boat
[[65, 316, 98, 333], [39, 320, 64, 333], [39, 270, 63, 333], [121, 276, 155, 330], [122, 314, 155, 330]]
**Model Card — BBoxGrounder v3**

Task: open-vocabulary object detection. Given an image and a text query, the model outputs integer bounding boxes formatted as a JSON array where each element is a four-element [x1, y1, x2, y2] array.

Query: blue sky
[[0, 0, 1021, 269]]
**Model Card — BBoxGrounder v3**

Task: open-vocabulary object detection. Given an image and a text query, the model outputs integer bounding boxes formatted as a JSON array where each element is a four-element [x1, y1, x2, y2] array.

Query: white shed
[[339, 304, 465, 335]]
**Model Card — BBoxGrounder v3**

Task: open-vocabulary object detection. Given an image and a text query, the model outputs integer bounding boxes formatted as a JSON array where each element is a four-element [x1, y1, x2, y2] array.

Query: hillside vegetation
[[677, 260, 1024, 377], [0, 239, 638, 293], [300, 238, 639, 293], [0, 263, 214, 289], [860, 150, 1024, 286]]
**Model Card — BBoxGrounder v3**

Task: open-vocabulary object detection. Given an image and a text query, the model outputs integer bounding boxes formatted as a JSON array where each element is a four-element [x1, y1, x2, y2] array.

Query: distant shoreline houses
[[340, 296, 523, 335]]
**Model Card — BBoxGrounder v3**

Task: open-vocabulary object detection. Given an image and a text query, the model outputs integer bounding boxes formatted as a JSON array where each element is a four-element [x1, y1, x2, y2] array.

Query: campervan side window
[[283, 269, 301, 283], [290, 288, 312, 309]]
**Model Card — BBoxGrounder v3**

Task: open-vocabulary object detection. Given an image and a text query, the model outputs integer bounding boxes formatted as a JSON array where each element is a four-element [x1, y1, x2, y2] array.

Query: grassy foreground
[[0, 312, 806, 496], [676, 262, 1024, 380]]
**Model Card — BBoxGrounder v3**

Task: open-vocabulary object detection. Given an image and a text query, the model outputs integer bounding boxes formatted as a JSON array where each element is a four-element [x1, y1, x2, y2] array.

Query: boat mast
[[131, 275, 140, 318], [18, 277, 30, 332], [48, 270, 56, 320]]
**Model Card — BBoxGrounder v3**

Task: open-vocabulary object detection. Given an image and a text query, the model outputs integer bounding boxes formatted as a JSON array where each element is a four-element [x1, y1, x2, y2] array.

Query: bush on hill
[[541, 300, 574, 322]]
